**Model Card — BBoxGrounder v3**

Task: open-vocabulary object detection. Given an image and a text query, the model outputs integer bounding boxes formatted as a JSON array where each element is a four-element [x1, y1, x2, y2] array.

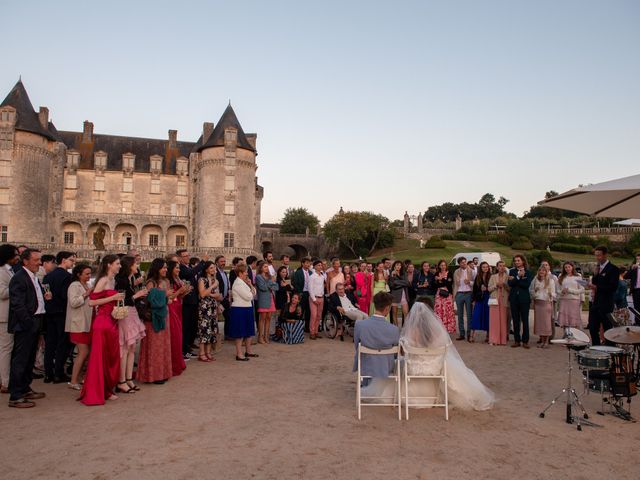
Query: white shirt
[[457, 268, 473, 293], [339, 294, 356, 311], [26, 268, 46, 314], [308, 273, 325, 298], [267, 264, 276, 278]]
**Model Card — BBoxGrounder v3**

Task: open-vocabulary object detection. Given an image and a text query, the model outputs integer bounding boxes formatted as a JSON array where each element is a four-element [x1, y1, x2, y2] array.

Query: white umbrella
[[613, 218, 640, 226], [538, 174, 640, 218]]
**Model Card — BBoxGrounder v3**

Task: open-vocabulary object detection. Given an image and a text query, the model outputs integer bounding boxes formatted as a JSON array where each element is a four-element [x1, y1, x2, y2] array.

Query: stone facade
[[0, 80, 263, 258]]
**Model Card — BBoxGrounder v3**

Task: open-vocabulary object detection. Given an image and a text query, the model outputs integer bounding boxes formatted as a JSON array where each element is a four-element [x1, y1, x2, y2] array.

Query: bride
[[362, 302, 495, 411], [401, 302, 495, 410]]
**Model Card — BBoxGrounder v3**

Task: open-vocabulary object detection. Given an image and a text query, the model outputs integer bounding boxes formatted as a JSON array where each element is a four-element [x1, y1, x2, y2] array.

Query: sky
[[3, 0, 639, 223]]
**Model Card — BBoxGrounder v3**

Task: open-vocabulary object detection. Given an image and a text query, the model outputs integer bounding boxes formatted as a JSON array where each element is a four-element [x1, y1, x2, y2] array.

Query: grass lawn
[[355, 238, 629, 266]]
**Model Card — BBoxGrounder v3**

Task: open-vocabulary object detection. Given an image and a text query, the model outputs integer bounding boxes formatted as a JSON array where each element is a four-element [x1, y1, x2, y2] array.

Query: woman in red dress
[[79, 255, 124, 406], [354, 261, 371, 313], [137, 259, 173, 385], [167, 260, 190, 376]]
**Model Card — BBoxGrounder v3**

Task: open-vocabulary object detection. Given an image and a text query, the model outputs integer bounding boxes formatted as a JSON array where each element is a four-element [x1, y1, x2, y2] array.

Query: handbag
[[111, 299, 128, 320], [438, 289, 450, 298], [488, 298, 499, 306], [135, 297, 151, 322]]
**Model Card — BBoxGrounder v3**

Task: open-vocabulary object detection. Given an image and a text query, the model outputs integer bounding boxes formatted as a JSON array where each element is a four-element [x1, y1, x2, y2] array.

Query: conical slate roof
[[196, 104, 255, 153], [0, 80, 58, 141]]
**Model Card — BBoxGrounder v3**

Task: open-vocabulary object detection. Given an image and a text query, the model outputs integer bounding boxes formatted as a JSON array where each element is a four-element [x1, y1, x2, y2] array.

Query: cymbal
[[604, 326, 640, 344], [550, 338, 589, 346]]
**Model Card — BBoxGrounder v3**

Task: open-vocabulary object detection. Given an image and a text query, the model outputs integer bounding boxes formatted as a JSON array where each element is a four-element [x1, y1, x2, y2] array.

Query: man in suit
[[8, 249, 51, 408], [508, 254, 534, 348], [353, 292, 400, 381], [292, 257, 313, 332], [588, 245, 620, 345], [216, 255, 231, 338], [0, 244, 19, 394], [624, 253, 640, 322], [328, 282, 368, 341], [43, 251, 75, 383], [177, 249, 207, 358]]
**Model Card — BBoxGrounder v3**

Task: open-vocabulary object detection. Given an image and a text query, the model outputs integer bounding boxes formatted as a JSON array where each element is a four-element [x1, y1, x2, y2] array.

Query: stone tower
[[0, 80, 63, 243], [193, 104, 258, 249]]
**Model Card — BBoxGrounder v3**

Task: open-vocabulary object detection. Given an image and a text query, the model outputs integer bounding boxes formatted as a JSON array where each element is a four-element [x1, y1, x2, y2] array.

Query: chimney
[[202, 122, 214, 143], [168, 129, 177, 147], [38, 107, 49, 129], [83, 120, 93, 143]]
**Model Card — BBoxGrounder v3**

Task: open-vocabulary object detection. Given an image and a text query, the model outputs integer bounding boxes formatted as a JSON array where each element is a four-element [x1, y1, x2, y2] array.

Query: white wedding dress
[[362, 303, 495, 411]]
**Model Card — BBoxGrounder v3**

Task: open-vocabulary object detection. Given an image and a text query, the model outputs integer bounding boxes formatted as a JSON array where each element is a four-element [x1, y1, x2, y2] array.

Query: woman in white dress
[[400, 302, 495, 411]]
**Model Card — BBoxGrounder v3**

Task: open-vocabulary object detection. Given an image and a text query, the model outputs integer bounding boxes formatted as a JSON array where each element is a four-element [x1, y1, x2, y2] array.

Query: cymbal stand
[[539, 345, 602, 431]]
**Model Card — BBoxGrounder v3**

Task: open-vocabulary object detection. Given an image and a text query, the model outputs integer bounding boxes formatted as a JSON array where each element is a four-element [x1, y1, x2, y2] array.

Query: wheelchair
[[322, 310, 356, 339]]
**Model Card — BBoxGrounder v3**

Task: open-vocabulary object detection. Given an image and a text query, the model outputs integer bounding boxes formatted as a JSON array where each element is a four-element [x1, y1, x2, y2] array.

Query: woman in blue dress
[[470, 262, 492, 342]]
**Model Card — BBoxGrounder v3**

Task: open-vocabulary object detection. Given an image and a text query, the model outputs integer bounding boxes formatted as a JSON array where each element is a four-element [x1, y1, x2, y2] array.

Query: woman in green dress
[[370, 261, 390, 320]]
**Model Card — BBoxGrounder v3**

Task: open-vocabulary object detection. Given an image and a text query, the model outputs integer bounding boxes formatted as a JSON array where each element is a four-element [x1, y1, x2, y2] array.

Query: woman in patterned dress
[[433, 259, 456, 333], [197, 261, 222, 362]]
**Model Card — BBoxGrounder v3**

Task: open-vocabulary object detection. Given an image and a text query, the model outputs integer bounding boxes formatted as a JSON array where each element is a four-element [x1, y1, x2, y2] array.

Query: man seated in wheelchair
[[328, 282, 369, 340], [272, 292, 306, 344]]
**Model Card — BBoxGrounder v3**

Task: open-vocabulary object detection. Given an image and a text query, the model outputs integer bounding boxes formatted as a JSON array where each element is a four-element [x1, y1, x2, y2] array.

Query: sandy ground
[[1, 324, 639, 480]]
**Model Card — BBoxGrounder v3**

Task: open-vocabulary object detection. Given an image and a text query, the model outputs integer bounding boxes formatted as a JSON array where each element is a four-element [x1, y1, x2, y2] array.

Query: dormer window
[[150, 155, 162, 173], [176, 157, 188, 175], [0, 107, 16, 124], [224, 128, 237, 144], [94, 151, 107, 169], [122, 153, 135, 171], [66, 150, 80, 169]]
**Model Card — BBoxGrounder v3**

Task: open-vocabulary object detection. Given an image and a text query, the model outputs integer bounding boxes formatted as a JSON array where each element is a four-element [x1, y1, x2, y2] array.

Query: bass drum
[[589, 370, 611, 393]]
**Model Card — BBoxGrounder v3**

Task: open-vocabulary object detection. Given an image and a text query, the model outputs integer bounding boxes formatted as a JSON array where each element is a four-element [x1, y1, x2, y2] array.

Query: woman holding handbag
[[433, 260, 456, 333], [79, 255, 125, 405], [114, 256, 147, 393]]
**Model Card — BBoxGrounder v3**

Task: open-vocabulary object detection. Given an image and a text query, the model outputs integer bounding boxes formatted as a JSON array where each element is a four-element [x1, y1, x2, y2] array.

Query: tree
[[324, 211, 394, 257], [279, 208, 319, 235], [423, 193, 510, 222]]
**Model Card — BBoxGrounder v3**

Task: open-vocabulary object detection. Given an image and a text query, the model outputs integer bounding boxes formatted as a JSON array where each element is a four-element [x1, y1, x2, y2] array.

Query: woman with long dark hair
[[167, 260, 190, 374], [388, 260, 410, 327], [369, 261, 389, 318], [79, 255, 124, 405], [197, 261, 222, 362], [433, 259, 456, 333], [137, 258, 173, 384], [65, 263, 93, 390], [114, 256, 147, 392], [469, 261, 492, 342]]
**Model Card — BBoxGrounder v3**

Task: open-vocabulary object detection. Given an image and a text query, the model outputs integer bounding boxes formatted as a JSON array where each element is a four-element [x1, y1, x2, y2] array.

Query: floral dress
[[434, 272, 456, 333], [198, 277, 219, 344]]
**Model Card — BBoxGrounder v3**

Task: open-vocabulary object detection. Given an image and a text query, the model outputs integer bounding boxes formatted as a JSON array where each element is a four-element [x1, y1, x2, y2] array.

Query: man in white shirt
[[264, 251, 276, 279], [453, 257, 476, 341], [8, 249, 51, 408]]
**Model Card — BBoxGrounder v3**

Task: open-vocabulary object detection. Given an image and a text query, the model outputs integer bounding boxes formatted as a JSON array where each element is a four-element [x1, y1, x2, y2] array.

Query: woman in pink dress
[[433, 260, 456, 333], [354, 262, 371, 313], [167, 260, 189, 376], [79, 255, 124, 406], [137, 259, 173, 385], [488, 261, 510, 345]]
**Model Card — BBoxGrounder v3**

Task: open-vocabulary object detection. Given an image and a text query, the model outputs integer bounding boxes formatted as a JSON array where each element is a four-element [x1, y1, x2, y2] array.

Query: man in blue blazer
[[353, 292, 400, 381]]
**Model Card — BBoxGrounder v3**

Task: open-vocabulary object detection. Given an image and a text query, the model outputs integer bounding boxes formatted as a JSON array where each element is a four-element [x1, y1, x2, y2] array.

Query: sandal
[[115, 382, 135, 394], [126, 378, 140, 391], [198, 354, 211, 362], [206, 353, 216, 361], [245, 352, 259, 358], [236, 356, 249, 362]]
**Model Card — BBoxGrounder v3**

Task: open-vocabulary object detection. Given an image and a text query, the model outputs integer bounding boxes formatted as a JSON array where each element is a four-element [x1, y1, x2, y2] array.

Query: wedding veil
[[400, 302, 453, 350]]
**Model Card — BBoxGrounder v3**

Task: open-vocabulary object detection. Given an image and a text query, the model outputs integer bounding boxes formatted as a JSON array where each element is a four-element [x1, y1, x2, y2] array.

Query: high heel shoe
[[126, 378, 140, 391], [115, 382, 135, 394], [236, 356, 249, 362]]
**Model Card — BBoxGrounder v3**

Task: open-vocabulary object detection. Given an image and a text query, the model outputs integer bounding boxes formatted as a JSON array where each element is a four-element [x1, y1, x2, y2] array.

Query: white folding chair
[[356, 343, 401, 420], [402, 343, 448, 420]]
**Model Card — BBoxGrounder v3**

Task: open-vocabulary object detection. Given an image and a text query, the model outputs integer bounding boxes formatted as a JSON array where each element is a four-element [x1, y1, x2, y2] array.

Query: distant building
[[0, 79, 263, 257]]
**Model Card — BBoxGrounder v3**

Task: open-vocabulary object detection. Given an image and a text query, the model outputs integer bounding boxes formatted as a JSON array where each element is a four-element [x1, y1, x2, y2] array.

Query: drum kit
[[539, 325, 640, 430]]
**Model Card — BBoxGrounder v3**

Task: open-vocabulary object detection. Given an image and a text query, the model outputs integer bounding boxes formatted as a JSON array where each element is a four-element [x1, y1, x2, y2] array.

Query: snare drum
[[577, 349, 611, 371], [590, 346, 624, 354]]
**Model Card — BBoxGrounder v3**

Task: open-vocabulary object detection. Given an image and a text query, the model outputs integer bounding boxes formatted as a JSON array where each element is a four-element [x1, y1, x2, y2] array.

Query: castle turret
[[0, 80, 60, 243], [194, 104, 260, 249]]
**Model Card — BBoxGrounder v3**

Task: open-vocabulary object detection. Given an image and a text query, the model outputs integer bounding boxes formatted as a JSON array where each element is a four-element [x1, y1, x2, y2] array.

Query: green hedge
[[512, 236, 533, 250], [527, 250, 557, 269], [551, 243, 592, 254], [424, 236, 446, 248]]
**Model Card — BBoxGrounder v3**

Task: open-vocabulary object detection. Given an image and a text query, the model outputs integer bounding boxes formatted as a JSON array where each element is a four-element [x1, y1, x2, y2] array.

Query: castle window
[[122, 232, 132, 245], [150, 203, 160, 215], [0, 160, 10, 177], [64, 198, 76, 211], [122, 201, 132, 214], [148, 234, 159, 247], [94, 152, 107, 169], [225, 129, 237, 144], [175, 235, 186, 247], [150, 179, 160, 194], [224, 200, 234, 215], [63, 232, 75, 245], [150, 156, 162, 172], [225, 175, 235, 191], [94, 176, 105, 191], [65, 174, 77, 189], [0, 188, 9, 205], [0, 225, 7, 242], [224, 232, 234, 248], [122, 153, 135, 170], [67, 151, 80, 168], [123, 177, 133, 192], [176, 158, 188, 175], [177, 181, 187, 196]]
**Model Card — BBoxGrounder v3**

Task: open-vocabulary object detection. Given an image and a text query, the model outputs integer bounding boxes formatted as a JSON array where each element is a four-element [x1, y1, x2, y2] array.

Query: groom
[[353, 292, 400, 380]]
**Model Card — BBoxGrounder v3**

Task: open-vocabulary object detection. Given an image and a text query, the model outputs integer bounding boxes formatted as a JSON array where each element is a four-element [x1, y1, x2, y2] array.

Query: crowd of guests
[[0, 241, 637, 408]]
